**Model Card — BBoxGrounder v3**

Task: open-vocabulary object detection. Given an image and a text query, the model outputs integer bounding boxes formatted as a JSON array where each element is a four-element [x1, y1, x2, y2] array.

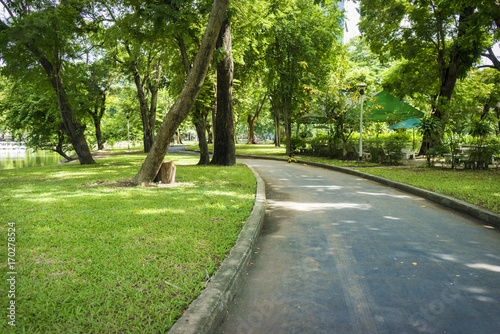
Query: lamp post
[[357, 83, 367, 161], [125, 113, 130, 149]]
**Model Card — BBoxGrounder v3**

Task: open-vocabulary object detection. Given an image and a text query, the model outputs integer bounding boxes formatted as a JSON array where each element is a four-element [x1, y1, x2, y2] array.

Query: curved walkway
[[216, 158, 500, 334], [168, 151, 500, 333]]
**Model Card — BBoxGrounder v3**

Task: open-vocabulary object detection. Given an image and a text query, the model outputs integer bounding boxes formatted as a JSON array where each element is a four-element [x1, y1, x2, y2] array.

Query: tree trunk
[[211, 18, 235, 166], [94, 116, 104, 150], [270, 95, 281, 147], [39, 56, 94, 164], [129, 56, 161, 153], [88, 70, 107, 151], [207, 121, 213, 144], [247, 114, 257, 144], [212, 84, 217, 146], [283, 97, 292, 155], [130, 60, 154, 153], [247, 94, 266, 144], [194, 108, 210, 165], [54, 130, 73, 161], [133, 0, 230, 184], [177, 36, 209, 164]]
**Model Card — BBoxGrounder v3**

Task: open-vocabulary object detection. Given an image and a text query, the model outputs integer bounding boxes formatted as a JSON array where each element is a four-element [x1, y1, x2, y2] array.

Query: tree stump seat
[[154, 161, 176, 184]]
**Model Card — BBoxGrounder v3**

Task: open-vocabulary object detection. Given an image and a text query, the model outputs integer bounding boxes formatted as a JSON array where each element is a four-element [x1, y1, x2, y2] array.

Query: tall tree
[[0, 1, 95, 164], [246, 92, 267, 144], [211, 18, 236, 166], [85, 60, 115, 151], [102, 2, 167, 153], [359, 0, 499, 152], [133, 0, 230, 184], [264, 0, 342, 154]]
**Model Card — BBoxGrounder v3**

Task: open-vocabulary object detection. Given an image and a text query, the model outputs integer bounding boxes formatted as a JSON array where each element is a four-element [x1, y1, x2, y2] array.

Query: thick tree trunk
[[211, 18, 235, 166], [39, 57, 94, 164], [133, 0, 230, 184]]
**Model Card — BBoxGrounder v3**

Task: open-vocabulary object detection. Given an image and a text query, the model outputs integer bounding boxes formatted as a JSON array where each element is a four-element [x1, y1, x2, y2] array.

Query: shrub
[[291, 136, 307, 153], [365, 134, 407, 165]]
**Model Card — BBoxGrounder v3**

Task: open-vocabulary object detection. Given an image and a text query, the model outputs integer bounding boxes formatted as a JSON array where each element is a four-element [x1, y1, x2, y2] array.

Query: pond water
[[0, 149, 63, 170]]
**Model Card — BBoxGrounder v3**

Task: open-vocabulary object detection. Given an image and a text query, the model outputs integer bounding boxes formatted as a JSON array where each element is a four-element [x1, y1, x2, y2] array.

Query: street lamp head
[[357, 83, 367, 96], [125, 113, 129, 119]]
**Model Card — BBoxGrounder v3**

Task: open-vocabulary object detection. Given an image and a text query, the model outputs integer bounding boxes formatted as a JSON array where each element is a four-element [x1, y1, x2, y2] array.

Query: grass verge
[[0, 152, 256, 333], [355, 167, 500, 214]]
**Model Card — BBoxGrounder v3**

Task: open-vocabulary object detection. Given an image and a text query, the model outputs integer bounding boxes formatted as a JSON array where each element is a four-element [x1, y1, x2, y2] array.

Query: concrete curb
[[168, 165, 266, 334], [237, 155, 500, 229]]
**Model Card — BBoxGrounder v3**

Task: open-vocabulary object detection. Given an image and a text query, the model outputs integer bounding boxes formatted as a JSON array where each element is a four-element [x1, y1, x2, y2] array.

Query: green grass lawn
[[0, 152, 256, 333]]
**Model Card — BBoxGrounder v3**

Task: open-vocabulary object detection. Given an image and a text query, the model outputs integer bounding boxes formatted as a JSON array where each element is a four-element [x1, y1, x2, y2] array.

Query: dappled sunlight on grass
[[0, 153, 256, 333], [137, 207, 187, 215]]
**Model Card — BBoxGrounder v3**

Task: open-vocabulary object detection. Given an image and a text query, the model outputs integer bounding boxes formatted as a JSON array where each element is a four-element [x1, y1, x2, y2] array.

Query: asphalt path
[[216, 158, 500, 334]]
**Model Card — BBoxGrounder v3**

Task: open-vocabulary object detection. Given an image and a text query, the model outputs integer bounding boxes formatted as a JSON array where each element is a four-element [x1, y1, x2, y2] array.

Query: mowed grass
[[0, 152, 256, 333], [356, 167, 500, 214]]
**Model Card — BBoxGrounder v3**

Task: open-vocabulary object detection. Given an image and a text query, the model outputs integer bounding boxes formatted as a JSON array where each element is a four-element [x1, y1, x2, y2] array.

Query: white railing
[[0, 142, 27, 150]]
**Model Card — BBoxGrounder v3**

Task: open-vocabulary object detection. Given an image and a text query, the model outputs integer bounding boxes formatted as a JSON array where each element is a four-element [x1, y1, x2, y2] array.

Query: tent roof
[[388, 117, 422, 129], [365, 91, 424, 122]]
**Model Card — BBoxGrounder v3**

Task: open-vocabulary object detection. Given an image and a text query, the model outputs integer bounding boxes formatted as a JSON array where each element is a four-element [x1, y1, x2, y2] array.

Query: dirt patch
[[85, 180, 137, 188], [85, 179, 194, 188]]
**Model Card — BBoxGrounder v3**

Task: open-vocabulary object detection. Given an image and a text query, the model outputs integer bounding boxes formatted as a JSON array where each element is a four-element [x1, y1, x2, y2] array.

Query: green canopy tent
[[365, 91, 424, 122], [388, 117, 422, 129], [388, 117, 423, 151]]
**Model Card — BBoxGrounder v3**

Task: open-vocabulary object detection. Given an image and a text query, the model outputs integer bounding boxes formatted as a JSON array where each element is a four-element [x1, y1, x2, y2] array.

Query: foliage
[[0, 152, 256, 333], [0, 77, 73, 158], [290, 135, 306, 153], [264, 0, 343, 154], [365, 132, 408, 165], [359, 0, 499, 142]]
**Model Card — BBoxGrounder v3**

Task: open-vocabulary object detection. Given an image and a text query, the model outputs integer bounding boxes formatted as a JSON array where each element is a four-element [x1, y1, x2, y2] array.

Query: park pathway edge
[[237, 155, 500, 228], [168, 165, 266, 334]]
